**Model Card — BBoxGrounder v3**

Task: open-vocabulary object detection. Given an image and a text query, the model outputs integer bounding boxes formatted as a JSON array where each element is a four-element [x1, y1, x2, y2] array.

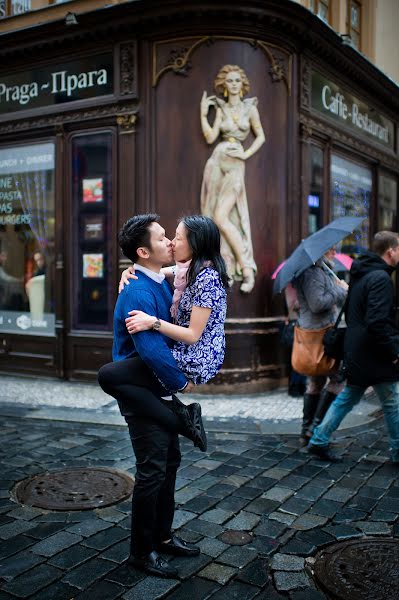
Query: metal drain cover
[[13, 467, 134, 511], [311, 537, 399, 600]]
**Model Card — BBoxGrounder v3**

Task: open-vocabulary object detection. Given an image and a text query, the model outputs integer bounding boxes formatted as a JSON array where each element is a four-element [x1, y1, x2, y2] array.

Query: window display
[[0, 142, 55, 335], [72, 132, 112, 329], [331, 154, 371, 254]]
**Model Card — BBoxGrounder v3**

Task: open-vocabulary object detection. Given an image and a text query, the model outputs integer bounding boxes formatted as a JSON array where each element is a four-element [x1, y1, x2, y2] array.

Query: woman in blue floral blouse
[[124, 215, 229, 385]]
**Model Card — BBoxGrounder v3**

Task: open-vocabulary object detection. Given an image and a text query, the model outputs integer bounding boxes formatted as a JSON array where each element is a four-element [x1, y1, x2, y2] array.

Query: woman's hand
[[225, 145, 246, 160], [125, 310, 155, 334], [201, 91, 216, 117], [118, 266, 137, 293]]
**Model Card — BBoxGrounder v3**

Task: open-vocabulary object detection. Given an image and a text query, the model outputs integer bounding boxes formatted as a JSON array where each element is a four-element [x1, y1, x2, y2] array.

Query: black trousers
[[98, 357, 181, 556], [127, 415, 180, 556], [98, 356, 181, 432]]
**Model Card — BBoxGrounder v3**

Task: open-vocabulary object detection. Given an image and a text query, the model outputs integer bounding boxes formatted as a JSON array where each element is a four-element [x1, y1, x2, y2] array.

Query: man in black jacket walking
[[308, 231, 399, 463]]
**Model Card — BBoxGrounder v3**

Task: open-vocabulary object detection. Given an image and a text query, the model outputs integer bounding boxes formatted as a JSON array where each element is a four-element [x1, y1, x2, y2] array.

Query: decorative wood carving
[[300, 122, 313, 140], [153, 36, 292, 94], [119, 41, 137, 97], [116, 113, 137, 133], [0, 103, 137, 134], [299, 113, 399, 170], [300, 58, 311, 111]]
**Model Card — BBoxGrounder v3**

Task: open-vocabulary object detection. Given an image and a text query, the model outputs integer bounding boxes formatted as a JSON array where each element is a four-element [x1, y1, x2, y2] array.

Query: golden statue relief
[[200, 65, 265, 293]]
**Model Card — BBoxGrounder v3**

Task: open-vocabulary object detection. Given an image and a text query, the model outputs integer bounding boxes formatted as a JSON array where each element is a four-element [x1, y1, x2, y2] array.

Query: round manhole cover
[[311, 537, 399, 600], [218, 530, 253, 545], [12, 467, 134, 511]]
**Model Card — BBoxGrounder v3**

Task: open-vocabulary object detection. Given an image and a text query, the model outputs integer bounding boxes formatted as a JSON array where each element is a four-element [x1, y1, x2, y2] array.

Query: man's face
[[389, 242, 399, 267], [145, 222, 173, 266]]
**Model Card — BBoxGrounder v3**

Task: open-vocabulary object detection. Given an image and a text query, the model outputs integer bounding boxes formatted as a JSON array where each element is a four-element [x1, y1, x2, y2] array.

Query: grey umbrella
[[273, 216, 365, 294]]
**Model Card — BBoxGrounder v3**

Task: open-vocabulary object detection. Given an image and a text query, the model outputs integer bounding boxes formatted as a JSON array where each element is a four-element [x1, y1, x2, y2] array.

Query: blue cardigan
[[112, 271, 187, 393]]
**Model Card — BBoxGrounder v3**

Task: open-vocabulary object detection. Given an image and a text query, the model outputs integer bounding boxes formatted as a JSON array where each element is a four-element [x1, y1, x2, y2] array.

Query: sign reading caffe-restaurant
[[0, 54, 113, 115], [311, 71, 395, 150]]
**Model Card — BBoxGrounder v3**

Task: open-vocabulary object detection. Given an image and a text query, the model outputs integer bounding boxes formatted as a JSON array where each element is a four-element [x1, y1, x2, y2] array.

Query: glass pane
[[11, 0, 31, 15], [0, 143, 55, 335], [378, 174, 397, 231], [308, 146, 323, 234], [309, 0, 315, 13], [351, 4, 360, 28], [72, 133, 113, 330], [351, 31, 360, 49], [331, 154, 371, 254], [318, 3, 329, 23]]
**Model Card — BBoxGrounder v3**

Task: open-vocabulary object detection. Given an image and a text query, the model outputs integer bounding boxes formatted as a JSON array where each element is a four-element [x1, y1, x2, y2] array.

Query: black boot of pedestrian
[[162, 396, 207, 452], [310, 390, 337, 433], [300, 393, 320, 447]]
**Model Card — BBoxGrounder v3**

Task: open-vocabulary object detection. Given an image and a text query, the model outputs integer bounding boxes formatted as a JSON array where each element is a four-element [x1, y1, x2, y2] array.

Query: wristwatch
[[152, 318, 161, 331]]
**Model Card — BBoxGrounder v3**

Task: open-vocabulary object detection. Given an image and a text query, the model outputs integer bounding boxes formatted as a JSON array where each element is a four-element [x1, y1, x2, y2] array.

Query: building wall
[[293, 0, 399, 83], [374, 0, 399, 84]]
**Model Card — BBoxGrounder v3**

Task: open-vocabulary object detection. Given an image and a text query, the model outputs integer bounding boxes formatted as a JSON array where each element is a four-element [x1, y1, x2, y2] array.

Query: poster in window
[[82, 178, 103, 203], [83, 253, 104, 278], [83, 215, 104, 241]]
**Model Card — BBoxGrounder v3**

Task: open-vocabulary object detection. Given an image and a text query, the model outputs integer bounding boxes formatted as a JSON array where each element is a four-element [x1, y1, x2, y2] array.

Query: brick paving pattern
[[0, 408, 398, 599]]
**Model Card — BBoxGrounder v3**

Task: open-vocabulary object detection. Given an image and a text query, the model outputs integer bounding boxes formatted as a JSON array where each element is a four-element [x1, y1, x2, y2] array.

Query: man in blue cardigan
[[99, 214, 204, 578]]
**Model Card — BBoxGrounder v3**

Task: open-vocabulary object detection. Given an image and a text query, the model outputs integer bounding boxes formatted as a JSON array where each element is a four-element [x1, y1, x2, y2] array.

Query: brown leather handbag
[[291, 325, 336, 376]]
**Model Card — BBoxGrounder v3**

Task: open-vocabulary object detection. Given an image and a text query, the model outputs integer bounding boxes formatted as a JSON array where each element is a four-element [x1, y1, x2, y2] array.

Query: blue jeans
[[310, 383, 399, 462]]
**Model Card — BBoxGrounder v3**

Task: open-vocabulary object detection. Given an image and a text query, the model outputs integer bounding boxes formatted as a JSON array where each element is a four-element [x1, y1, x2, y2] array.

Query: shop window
[[308, 145, 323, 234], [378, 173, 397, 231], [331, 154, 371, 254], [347, 0, 361, 49], [308, 0, 330, 24], [71, 132, 113, 331], [0, 142, 55, 335]]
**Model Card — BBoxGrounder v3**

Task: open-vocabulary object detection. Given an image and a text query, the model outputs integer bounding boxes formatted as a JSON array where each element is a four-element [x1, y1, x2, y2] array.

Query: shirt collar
[[134, 263, 165, 284]]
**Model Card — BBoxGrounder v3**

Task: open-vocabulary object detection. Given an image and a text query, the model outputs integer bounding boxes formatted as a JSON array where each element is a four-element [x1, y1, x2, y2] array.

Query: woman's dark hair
[[180, 215, 229, 289], [118, 214, 159, 262]]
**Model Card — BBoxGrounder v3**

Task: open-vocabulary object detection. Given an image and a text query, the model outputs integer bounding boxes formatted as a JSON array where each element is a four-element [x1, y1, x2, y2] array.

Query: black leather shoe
[[307, 443, 342, 463], [186, 402, 207, 452], [159, 534, 200, 557], [129, 550, 178, 578]]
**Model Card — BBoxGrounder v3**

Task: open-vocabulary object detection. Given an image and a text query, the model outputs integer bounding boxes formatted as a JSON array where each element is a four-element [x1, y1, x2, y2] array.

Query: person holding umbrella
[[308, 231, 399, 463], [273, 216, 363, 446], [293, 246, 348, 445]]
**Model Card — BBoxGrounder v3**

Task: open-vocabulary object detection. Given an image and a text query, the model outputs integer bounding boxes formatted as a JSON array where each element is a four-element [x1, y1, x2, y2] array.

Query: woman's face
[[224, 71, 243, 97], [172, 222, 193, 263], [324, 247, 337, 262]]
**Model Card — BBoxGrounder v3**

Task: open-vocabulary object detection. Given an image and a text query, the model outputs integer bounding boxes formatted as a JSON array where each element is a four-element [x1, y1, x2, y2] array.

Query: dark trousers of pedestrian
[[126, 415, 181, 557]]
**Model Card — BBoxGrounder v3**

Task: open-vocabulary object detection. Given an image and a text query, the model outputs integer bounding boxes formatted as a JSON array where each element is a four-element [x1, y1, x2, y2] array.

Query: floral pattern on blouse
[[172, 267, 227, 384]]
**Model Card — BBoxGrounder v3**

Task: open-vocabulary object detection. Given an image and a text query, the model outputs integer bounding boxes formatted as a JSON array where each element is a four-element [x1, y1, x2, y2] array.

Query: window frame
[[347, 0, 362, 50], [308, 0, 331, 25]]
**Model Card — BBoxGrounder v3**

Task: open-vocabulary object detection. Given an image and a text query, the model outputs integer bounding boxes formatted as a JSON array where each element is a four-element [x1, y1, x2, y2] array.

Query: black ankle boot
[[310, 390, 337, 432], [300, 394, 320, 446], [164, 396, 207, 452]]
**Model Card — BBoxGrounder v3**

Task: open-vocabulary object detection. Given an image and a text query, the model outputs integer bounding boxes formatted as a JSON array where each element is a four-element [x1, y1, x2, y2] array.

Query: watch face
[[153, 320, 161, 331]]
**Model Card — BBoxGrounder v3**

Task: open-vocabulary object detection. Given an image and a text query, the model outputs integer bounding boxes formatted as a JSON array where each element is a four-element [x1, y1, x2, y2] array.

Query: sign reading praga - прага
[[0, 54, 113, 115]]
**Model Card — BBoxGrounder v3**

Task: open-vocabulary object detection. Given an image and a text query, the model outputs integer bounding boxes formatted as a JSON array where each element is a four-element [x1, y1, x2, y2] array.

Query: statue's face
[[224, 71, 242, 96]]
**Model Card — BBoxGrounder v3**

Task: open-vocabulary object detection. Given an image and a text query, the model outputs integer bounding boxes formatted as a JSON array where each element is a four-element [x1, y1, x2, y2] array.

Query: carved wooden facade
[[0, 0, 397, 390]]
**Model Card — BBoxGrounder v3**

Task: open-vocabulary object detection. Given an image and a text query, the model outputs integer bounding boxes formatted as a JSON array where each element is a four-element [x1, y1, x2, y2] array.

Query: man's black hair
[[118, 214, 160, 262]]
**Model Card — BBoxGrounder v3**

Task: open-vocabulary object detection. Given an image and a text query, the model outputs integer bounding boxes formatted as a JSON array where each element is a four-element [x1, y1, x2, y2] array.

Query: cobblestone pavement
[[0, 379, 398, 599]]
